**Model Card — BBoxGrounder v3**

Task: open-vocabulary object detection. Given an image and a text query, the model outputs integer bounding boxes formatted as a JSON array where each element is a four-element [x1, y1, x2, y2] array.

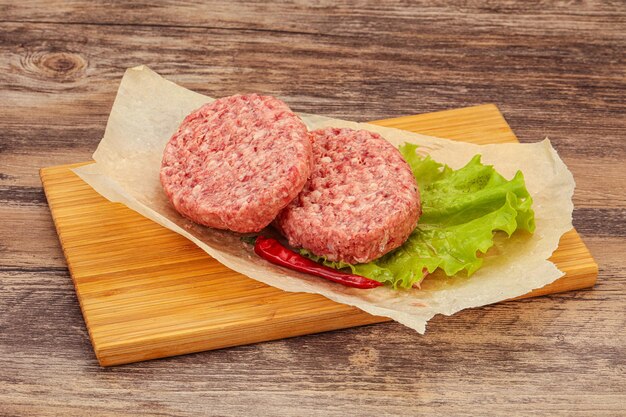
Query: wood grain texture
[[40, 104, 598, 366], [1, 1, 624, 415]]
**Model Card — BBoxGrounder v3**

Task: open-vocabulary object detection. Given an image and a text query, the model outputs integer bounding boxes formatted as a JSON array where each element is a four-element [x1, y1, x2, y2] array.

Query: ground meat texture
[[275, 127, 421, 264], [160, 94, 312, 233]]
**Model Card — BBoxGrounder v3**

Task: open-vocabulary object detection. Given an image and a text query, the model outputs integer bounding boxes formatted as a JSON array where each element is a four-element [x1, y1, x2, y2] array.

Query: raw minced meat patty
[[160, 94, 312, 233], [275, 127, 421, 264]]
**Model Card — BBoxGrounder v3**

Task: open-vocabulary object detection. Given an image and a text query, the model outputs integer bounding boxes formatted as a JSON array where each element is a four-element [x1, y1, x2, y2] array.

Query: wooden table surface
[[1, 2, 624, 416]]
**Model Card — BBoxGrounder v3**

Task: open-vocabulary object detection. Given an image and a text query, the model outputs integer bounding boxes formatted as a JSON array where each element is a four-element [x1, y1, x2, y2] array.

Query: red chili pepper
[[253, 236, 383, 289]]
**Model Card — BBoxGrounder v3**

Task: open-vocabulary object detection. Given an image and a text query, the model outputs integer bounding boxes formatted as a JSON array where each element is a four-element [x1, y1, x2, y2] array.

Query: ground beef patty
[[160, 94, 312, 233], [275, 127, 421, 264]]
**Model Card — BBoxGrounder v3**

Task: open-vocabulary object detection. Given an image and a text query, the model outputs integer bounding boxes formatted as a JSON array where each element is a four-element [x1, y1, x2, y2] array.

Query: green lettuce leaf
[[301, 143, 535, 289]]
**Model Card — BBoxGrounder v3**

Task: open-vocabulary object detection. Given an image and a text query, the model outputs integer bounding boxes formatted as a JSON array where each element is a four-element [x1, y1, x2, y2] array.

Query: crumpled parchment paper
[[73, 66, 575, 333]]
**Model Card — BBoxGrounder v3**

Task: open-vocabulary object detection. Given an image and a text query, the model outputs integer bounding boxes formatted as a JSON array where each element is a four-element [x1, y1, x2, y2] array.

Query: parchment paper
[[73, 66, 575, 333]]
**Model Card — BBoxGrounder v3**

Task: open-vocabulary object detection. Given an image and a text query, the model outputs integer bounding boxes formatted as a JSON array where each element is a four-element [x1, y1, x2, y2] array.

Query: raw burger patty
[[275, 127, 421, 264], [160, 94, 312, 233]]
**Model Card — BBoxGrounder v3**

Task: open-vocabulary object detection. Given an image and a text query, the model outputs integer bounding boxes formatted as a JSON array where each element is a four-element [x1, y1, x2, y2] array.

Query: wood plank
[[3, 1, 625, 41], [41, 104, 597, 366], [2, 19, 623, 132]]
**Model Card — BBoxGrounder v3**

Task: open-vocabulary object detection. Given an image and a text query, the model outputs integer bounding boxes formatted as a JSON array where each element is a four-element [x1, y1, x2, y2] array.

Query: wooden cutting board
[[41, 104, 598, 366]]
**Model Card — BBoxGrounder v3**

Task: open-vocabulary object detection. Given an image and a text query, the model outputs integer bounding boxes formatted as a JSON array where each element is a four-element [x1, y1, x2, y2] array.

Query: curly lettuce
[[302, 143, 535, 289]]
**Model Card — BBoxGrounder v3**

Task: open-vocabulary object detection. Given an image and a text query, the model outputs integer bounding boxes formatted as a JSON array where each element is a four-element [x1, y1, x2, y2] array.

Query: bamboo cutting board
[[41, 104, 598, 366]]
